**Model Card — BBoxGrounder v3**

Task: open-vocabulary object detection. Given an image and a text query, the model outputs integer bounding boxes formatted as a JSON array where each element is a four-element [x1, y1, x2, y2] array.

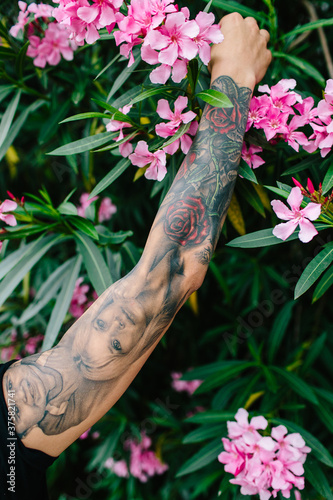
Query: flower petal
[[298, 218, 318, 243], [272, 220, 299, 241], [271, 200, 294, 221], [300, 202, 321, 221], [287, 186, 303, 211]]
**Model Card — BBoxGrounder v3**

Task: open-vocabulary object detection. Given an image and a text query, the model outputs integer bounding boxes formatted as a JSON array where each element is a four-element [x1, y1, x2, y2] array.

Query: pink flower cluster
[[69, 277, 90, 317], [76, 192, 117, 221], [218, 408, 311, 500], [106, 104, 135, 157], [105, 432, 168, 482], [1, 330, 44, 361], [271, 186, 321, 243], [10, 2, 77, 68], [245, 78, 333, 167], [0, 199, 18, 252], [171, 371, 202, 395], [304, 79, 333, 157]]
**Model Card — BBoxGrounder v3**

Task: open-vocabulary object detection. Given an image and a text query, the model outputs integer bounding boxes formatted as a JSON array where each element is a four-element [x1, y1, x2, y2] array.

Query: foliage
[[1, 0, 333, 498]]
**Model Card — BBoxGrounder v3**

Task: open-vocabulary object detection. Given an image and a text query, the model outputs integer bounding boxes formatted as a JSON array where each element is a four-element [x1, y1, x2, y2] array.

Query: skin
[[2, 13, 272, 457]]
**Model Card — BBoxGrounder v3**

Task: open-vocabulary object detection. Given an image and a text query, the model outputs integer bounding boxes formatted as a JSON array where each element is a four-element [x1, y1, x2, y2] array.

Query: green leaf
[[129, 86, 177, 105], [93, 130, 137, 153], [0, 241, 40, 280], [47, 131, 118, 156], [0, 47, 17, 60], [183, 424, 226, 444], [294, 243, 333, 299], [181, 361, 245, 381], [195, 362, 256, 394], [227, 224, 328, 248], [0, 90, 21, 149], [195, 89, 233, 108], [90, 158, 130, 198], [75, 231, 112, 295], [94, 53, 121, 81], [60, 112, 113, 124], [0, 85, 15, 104], [314, 398, 333, 433], [184, 411, 239, 425], [322, 161, 333, 194], [0, 223, 57, 240], [271, 417, 333, 467], [268, 301, 295, 363], [271, 366, 319, 405], [281, 18, 333, 39], [272, 52, 325, 86], [303, 332, 327, 371], [15, 41, 29, 81], [314, 388, 333, 406], [96, 226, 133, 245], [282, 154, 321, 176], [312, 266, 333, 303], [207, 0, 266, 23], [304, 459, 333, 499], [42, 255, 82, 350], [17, 259, 75, 325], [238, 162, 258, 184], [68, 216, 99, 241], [0, 234, 64, 308], [176, 438, 223, 477], [107, 51, 142, 101]]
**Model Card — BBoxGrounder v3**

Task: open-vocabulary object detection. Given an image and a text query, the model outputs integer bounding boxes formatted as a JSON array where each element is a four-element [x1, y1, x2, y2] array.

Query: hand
[[209, 13, 272, 90]]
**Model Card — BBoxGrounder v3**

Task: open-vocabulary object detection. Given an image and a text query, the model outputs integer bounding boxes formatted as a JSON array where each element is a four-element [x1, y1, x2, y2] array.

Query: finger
[[244, 16, 259, 29], [260, 29, 270, 43]]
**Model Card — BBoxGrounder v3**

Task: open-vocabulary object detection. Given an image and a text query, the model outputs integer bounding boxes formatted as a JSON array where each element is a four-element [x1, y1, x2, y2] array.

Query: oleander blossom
[[124, 432, 168, 482], [271, 186, 321, 243], [171, 371, 202, 395], [129, 141, 167, 181], [218, 409, 311, 500], [69, 277, 90, 318], [0, 199, 18, 227], [76, 192, 117, 222]]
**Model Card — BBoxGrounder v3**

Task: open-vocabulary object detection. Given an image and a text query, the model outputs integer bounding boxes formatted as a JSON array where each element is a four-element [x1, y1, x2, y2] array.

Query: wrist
[[210, 64, 256, 92]]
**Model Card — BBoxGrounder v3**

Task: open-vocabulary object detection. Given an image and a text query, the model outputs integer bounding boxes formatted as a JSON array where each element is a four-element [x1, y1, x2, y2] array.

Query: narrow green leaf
[[281, 18, 333, 39], [17, 259, 75, 325], [314, 398, 333, 433], [0, 223, 57, 240], [181, 361, 245, 381], [68, 216, 99, 241], [90, 158, 130, 198], [302, 332, 327, 372], [183, 424, 226, 444], [107, 51, 142, 101], [0, 235, 63, 308], [322, 161, 333, 194], [75, 231, 112, 295], [304, 459, 333, 499], [282, 154, 321, 176], [314, 388, 333, 406], [94, 53, 121, 81], [15, 41, 29, 81], [93, 130, 137, 153], [272, 52, 325, 86], [129, 86, 177, 105], [0, 85, 15, 104], [0, 90, 21, 149], [271, 417, 333, 467], [207, 0, 266, 22], [238, 162, 258, 184], [176, 438, 223, 477], [0, 47, 16, 60], [227, 224, 328, 248], [47, 131, 118, 156], [203, 0, 213, 12], [0, 241, 39, 280], [271, 366, 319, 405], [60, 112, 113, 124], [268, 301, 295, 363], [42, 255, 82, 350], [195, 362, 256, 394], [295, 243, 333, 299], [92, 98, 138, 126], [312, 266, 333, 303], [196, 89, 233, 108], [96, 226, 133, 245]]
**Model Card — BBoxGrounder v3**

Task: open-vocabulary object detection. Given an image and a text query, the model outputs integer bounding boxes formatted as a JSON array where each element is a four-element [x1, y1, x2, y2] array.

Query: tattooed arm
[[2, 13, 271, 456]]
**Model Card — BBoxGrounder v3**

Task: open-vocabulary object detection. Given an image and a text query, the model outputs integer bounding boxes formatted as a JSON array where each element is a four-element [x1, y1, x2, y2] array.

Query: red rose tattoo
[[164, 197, 211, 246], [204, 98, 242, 135]]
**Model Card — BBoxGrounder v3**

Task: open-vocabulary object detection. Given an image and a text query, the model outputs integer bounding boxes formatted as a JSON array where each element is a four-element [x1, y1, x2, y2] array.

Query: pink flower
[[27, 2, 54, 19], [271, 186, 321, 243], [106, 104, 135, 156], [27, 22, 75, 67], [257, 107, 289, 141], [192, 11, 224, 65], [163, 120, 198, 155], [98, 197, 117, 222], [129, 141, 167, 181], [241, 143, 265, 169], [145, 12, 199, 66], [227, 408, 268, 440], [219, 409, 311, 500], [258, 79, 303, 114], [76, 192, 98, 217], [125, 432, 168, 482], [104, 457, 129, 478], [171, 371, 202, 395], [283, 115, 309, 152], [0, 200, 17, 227], [24, 333, 44, 355], [69, 277, 90, 318], [156, 96, 196, 135], [294, 97, 318, 125], [79, 427, 91, 439], [9, 2, 30, 38]]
